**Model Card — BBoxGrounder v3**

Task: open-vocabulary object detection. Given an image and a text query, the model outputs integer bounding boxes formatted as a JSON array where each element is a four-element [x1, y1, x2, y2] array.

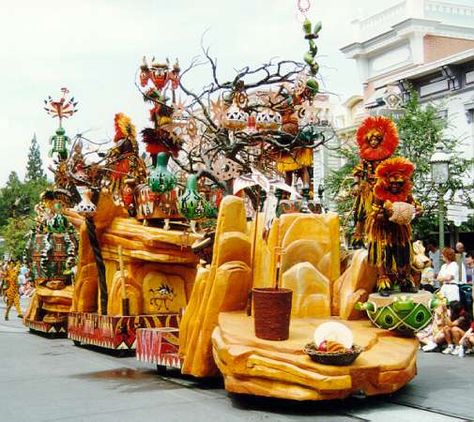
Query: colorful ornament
[[149, 152, 177, 194], [177, 175, 206, 220], [256, 108, 282, 131], [222, 103, 248, 131], [75, 189, 96, 216], [210, 155, 240, 181], [356, 295, 435, 335], [44, 88, 78, 161], [49, 127, 71, 160]]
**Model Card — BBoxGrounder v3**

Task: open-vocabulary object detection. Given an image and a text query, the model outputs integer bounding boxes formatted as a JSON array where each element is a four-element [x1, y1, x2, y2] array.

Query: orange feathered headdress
[[114, 113, 136, 142], [356, 116, 399, 161], [374, 156, 414, 202]]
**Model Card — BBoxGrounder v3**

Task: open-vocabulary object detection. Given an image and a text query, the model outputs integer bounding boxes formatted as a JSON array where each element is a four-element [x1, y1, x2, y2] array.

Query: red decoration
[[373, 157, 415, 203], [356, 116, 399, 161]]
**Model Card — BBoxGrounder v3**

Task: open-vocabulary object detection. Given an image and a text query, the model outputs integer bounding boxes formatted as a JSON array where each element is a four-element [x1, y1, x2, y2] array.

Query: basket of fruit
[[303, 321, 363, 366], [303, 341, 363, 365]]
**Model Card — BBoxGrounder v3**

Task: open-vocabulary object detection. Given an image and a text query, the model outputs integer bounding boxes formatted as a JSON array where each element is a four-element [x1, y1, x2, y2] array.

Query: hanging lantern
[[149, 152, 177, 193], [256, 108, 282, 131], [222, 103, 249, 131]]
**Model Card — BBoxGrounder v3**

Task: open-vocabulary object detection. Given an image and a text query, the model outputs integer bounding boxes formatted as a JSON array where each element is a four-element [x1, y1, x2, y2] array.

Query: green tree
[[25, 133, 46, 182], [394, 92, 473, 239], [0, 171, 28, 226], [325, 92, 474, 240], [0, 170, 50, 259], [1, 216, 34, 260]]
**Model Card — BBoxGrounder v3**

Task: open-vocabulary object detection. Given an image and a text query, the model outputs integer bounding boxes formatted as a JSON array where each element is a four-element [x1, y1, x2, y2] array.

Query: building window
[[466, 70, 474, 85], [419, 80, 449, 97], [437, 109, 448, 121]]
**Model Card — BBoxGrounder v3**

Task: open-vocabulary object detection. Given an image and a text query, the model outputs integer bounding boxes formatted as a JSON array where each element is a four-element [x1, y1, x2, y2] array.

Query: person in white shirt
[[437, 247, 460, 303]]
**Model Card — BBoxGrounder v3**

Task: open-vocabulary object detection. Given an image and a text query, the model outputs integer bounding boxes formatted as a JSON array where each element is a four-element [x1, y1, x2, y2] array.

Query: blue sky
[[0, 0, 409, 185]]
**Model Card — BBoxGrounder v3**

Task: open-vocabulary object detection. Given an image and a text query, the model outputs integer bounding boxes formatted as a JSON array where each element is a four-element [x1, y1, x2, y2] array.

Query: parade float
[[66, 113, 201, 350], [29, 0, 438, 401], [23, 89, 79, 335], [132, 9, 434, 401]]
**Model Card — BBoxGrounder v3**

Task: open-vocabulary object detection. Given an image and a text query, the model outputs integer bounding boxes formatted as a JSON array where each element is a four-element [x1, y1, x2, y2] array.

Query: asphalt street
[[1, 298, 473, 422]]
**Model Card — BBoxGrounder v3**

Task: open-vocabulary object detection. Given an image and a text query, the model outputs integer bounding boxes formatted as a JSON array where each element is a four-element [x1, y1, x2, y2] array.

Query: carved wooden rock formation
[[71, 193, 199, 316], [179, 196, 252, 377], [177, 196, 419, 400], [332, 249, 378, 320], [212, 312, 417, 400]]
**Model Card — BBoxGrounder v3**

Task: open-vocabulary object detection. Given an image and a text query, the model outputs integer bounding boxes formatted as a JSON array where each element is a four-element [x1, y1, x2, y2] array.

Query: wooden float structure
[[134, 195, 422, 400]]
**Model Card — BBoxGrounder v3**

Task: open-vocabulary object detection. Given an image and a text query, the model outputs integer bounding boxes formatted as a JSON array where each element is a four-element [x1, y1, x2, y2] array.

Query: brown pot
[[253, 287, 292, 341]]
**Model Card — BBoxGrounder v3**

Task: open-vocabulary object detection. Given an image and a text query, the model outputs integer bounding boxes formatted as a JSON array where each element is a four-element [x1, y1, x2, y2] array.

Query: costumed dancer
[[274, 76, 317, 189], [366, 157, 421, 294], [4, 261, 22, 320], [139, 57, 182, 166], [352, 116, 399, 245], [105, 113, 147, 204], [273, 15, 323, 190]]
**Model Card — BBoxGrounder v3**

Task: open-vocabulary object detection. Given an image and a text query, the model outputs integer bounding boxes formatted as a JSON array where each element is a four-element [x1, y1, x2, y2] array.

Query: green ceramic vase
[[149, 152, 176, 194], [356, 295, 435, 335], [177, 175, 206, 220]]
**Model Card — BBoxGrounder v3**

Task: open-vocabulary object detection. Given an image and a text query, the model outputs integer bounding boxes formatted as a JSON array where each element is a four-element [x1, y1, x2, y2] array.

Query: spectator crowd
[[417, 240, 474, 357]]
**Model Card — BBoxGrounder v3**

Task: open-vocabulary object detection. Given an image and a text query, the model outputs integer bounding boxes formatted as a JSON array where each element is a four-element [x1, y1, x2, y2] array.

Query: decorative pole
[[85, 215, 108, 314], [439, 192, 445, 250], [430, 142, 451, 250], [44, 87, 78, 161]]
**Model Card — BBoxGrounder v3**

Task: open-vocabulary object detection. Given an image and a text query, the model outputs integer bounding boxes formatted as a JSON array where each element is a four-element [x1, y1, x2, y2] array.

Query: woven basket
[[253, 288, 292, 341], [303, 342, 363, 366]]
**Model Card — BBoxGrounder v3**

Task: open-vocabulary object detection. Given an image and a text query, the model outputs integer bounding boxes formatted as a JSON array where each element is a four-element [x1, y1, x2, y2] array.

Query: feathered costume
[[366, 157, 420, 291], [139, 59, 182, 165], [106, 113, 147, 204], [352, 116, 399, 244]]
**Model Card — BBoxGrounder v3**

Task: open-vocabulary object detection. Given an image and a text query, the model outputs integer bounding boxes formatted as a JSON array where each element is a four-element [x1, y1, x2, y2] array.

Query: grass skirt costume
[[352, 116, 399, 244], [366, 157, 418, 291]]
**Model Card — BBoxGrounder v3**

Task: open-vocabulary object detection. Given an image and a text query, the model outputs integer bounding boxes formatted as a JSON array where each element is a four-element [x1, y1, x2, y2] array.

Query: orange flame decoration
[[356, 116, 399, 161], [373, 157, 415, 203]]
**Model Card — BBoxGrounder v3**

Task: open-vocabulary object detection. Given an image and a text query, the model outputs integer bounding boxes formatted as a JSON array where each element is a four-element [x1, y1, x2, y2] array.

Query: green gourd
[[177, 174, 206, 220], [149, 152, 176, 193]]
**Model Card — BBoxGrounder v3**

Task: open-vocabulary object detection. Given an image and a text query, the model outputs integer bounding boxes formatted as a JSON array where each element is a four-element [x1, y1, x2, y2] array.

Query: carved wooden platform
[[212, 311, 418, 401]]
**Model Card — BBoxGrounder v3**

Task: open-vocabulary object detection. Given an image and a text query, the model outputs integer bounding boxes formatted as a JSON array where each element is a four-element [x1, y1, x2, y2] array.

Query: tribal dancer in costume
[[274, 78, 316, 188], [366, 157, 422, 295], [105, 113, 147, 204], [4, 261, 22, 320], [352, 116, 399, 246], [139, 58, 182, 166]]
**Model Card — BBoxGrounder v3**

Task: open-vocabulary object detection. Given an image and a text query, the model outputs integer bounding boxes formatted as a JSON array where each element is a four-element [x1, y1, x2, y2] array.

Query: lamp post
[[429, 142, 451, 249]]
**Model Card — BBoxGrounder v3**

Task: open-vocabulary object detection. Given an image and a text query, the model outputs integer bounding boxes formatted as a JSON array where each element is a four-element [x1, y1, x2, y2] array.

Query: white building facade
[[340, 0, 474, 194]]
